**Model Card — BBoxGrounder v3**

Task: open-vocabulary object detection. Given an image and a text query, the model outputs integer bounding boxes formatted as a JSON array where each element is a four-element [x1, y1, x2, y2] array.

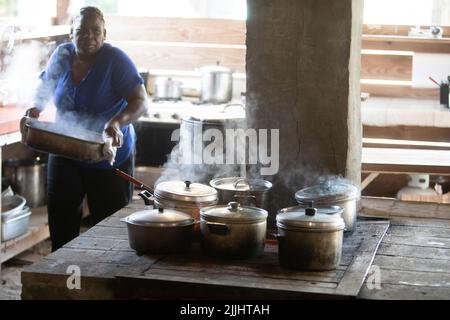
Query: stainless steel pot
[[121, 206, 195, 254], [295, 182, 360, 234], [153, 180, 218, 222], [179, 116, 246, 183], [276, 205, 345, 270], [3, 158, 47, 208], [200, 201, 268, 259], [210, 177, 272, 210], [200, 62, 233, 104], [153, 77, 182, 101], [20, 117, 108, 163]]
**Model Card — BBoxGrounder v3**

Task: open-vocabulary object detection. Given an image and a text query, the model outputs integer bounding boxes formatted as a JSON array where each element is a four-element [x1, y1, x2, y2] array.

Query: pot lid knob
[[184, 180, 191, 190], [158, 207, 164, 214], [228, 201, 240, 211], [305, 207, 317, 216]]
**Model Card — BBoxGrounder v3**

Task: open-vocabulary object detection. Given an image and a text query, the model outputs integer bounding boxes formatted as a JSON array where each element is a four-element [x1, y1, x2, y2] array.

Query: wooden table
[[20, 197, 450, 300]]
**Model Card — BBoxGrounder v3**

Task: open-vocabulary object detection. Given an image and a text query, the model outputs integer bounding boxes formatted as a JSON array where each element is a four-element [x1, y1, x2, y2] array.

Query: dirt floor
[[0, 239, 52, 300]]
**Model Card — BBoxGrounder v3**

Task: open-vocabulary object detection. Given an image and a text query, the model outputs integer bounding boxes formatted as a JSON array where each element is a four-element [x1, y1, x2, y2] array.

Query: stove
[[140, 100, 246, 124]]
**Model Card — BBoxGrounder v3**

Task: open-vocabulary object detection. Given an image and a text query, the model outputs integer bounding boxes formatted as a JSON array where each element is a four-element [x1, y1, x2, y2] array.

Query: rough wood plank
[[80, 225, 128, 240], [106, 16, 246, 44], [382, 234, 450, 249], [109, 41, 246, 73], [361, 53, 412, 81], [373, 255, 450, 273], [378, 243, 450, 260], [361, 83, 439, 99], [358, 283, 450, 300], [360, 196, 450, 220], [362, 35, 450, 54], [388, 225, 450, 239], [363, 125, 450, 143], [375, 269, 450, 287], [335, 222, 389, 296]]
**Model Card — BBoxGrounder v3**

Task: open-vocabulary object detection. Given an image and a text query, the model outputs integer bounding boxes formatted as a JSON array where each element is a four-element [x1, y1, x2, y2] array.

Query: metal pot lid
[[276, 206, 345, 231], [124, 207, 194, 227], [201, 202, 268, 224], [295, 182, 360, 204], [155, 180, 218, 203], [210, 177, 272, 192], [200, 61, 232, 74], [156, 77, 182, 86]]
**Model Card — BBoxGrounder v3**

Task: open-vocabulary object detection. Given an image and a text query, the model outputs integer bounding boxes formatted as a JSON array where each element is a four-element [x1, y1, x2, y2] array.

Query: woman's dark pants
[[47, 154, 134, 251]]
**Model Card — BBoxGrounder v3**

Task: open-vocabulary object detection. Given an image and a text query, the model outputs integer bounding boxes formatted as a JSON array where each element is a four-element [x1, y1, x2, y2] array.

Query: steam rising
[[0, 41, 50, 108]]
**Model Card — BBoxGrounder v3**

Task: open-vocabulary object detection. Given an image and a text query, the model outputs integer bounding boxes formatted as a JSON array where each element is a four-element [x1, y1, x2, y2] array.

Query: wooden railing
[[105, 17, 448, 100]]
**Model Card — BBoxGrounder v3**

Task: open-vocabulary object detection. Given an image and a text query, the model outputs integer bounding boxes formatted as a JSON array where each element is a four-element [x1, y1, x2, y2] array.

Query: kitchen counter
[[20, 197, 450, 300]]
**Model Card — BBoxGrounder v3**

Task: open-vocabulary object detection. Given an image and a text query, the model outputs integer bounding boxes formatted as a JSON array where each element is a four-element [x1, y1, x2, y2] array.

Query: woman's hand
[[25, 107, 41, 119], [103, 119, 123, 147]]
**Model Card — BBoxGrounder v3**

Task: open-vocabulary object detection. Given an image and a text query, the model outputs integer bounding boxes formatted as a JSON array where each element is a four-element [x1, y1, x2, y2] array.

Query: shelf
[[1, 206, 49, 264]]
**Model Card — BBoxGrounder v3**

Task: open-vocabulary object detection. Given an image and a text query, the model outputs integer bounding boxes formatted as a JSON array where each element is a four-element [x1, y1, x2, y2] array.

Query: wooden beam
[[362, 35, 450, 53], [361, 83, 439, 99], [361, 52, 412, 81], [110, 40, 245, 72], [363, 125, 450, 142], [106, 16, 246, 45]]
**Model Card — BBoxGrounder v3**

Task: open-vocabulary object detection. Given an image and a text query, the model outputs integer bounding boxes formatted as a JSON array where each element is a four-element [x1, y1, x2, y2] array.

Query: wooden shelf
[[1, 206, 49, 264]]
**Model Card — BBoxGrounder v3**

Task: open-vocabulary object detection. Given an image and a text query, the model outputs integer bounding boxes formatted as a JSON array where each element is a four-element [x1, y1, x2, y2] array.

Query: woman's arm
[[103, 84, 148, 147]]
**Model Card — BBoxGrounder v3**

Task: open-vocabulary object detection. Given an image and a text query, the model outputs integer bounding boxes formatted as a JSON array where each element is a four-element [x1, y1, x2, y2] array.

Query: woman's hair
[[71, 6, 105, 26]]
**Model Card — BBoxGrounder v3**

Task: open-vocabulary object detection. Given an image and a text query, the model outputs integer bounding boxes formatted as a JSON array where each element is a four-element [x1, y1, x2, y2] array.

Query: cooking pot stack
[[122, 177, 360, 271]]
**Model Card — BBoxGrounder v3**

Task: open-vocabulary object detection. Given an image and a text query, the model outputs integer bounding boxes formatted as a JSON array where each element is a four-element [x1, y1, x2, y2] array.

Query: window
[[364, 0, 450, 26]]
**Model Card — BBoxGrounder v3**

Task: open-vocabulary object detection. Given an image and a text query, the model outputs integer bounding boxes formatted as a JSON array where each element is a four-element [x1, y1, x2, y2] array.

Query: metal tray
[[1, 206, 31, 241], [20, 117, 106, 163]]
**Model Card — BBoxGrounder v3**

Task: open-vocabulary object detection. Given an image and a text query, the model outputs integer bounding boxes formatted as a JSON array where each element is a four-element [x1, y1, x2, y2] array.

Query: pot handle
[[138, 190, 154, 206], [233, 178, 251, 190], [233, 194, 257, 207], [206, 222, 230, 235], [269, 233, 285, 241], [222, 103, 245, 113]]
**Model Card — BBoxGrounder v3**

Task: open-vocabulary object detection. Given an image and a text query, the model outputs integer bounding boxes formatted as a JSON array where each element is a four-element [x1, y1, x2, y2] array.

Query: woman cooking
[[24, 6, 148, 251]]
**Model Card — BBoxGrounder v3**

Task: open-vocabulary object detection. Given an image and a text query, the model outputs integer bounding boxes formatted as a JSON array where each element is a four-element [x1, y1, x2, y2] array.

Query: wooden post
[[246, 0, 364, 220]]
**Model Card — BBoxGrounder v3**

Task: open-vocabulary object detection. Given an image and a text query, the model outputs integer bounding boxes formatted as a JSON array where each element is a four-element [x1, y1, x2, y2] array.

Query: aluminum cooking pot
[[121, 206, 195, 254], [295, 182, 360, 234], [210, 177, 272, 210], [200, 61, 233, 104], [3, 157, 47, 208], [276, 205, 345, 271], [200, 201, 268, 259], [153, 180, 218, 222], [153, 77, 182, 101]]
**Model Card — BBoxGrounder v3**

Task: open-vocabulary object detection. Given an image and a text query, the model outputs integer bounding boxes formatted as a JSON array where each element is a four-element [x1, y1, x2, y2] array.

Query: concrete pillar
[[246, 0, 363, 218]]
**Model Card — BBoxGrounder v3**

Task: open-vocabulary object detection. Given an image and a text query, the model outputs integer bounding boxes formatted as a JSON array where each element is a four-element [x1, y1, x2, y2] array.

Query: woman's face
[[71, 13, 106, 57]]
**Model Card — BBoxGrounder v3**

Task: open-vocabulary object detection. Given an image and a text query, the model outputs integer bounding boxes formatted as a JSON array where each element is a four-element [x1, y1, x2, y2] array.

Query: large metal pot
[[200, 62, 233, 104], [121, 206, 195, 254], [200, 201, 268, 259], [20, 117, 108, 163], [3, 157, 47, 208], [153, 180, 218, 223], [179, 115, 246, 183], [153, 77, 182, 101], [295, 182, 360, 234], [276, 205, 345, 271], [210, 177, 272, 210]]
